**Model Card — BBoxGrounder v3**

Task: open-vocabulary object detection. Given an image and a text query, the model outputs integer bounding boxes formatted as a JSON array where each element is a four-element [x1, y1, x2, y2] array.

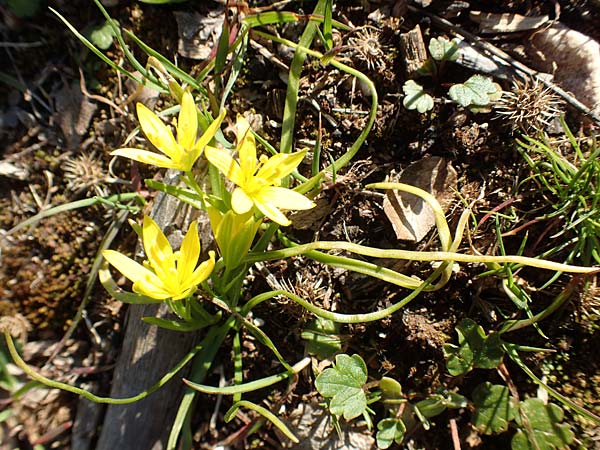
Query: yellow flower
[[204, 116, 315, 226], [112, 91, 225, 172], [102, 216, 215, 301]]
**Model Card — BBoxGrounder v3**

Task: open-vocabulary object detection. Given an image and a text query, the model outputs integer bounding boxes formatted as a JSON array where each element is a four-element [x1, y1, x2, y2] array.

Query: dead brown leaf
[[383, 156, 457, 242], [470, 11, 550, 33], [527, 24, 600, 119], [174, 9, 224, 60], [53, 83, 97, 150]]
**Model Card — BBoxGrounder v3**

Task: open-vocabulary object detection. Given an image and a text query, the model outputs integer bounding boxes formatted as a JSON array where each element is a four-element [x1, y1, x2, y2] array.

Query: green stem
[[279, 0, 326, 158], [183, 171, 207, 208], [241, 266, 441, 324], [245, 241, 595, 274], [166, 317, 236, 450], [184, 357, 311, 395], [4, 328, 207, 405]]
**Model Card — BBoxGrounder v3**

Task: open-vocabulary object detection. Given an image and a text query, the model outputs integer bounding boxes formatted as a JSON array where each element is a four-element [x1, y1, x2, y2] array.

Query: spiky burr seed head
[[63, 152, 108, 195], [495, 77, 564, 133], [348, 28, 387, 71]]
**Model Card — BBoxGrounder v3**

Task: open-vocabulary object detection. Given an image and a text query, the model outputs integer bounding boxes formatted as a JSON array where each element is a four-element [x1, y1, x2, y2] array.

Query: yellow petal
[[205, 146, 244, 185], [111, 148, 181, 169], [177, 91, 198, 150], [256, 149, 307, 184], [231, 187, 254, 214], [253, 198, 291, 226], [236, 115, 257, 176], [136, 103, 179, 159], [102, 249, 156, 284], [188, 250, 216, 287], [133, 276, 172, 300], [177, 220, 200, 281], [256, 186, 316, 211], [142, 216, 175, 279], [170, 286, 197, 301], [193, 109, 226, 156]]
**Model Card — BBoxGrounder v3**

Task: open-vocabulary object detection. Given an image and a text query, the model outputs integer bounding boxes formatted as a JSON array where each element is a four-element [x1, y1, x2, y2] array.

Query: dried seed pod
[[62, 152, 108, 195], [348, 27, 388, 72], [495, 77, 564, 132]]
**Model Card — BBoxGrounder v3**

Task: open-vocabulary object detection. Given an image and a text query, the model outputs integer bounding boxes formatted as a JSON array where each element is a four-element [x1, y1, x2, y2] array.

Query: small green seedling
[[89, 20, 117, 51], [428, 36, 460, 62], [402, 80, 434, 113], [402, 36, 501, 113], [448, 74, 502, 109], [315, 354, 369, 421], [376, 418, 406, 449]]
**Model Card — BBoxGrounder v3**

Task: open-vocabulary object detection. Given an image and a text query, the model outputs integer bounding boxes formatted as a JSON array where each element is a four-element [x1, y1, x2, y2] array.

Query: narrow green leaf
[[141, 316, 214, 332], [323, 0, 333, 51], [300, 317, 341, 359], [225, 400, 299, 443]]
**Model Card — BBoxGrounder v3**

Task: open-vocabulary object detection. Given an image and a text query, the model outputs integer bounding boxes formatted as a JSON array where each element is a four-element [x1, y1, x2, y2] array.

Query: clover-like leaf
[[402, 80, 434, 113], [376, 418, 406, 449], [443, 318, 505, 376], [448, 75, 501, 107], [511, 399, 574, 450], [429, 37, 460, 62], [301, 318, 341, 359], [315, 354, 368, 420], [472, 382, 517, 435]]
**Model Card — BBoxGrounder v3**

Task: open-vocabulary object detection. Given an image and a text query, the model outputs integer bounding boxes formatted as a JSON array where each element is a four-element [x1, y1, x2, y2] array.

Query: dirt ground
[[1, 0, 600, 449]]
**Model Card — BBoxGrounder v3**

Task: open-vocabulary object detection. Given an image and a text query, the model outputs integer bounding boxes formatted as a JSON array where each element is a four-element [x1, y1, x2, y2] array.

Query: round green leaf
[[512, 399, 574, 450], [315, 354, 368, 420], [472, 382, 517, 435]]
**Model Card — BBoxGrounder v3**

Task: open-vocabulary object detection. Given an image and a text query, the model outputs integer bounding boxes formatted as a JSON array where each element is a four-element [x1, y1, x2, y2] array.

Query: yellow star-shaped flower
[[112, 91, 225, 172], [102, 216, 215, 301], [205, 116, 315, 226]]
